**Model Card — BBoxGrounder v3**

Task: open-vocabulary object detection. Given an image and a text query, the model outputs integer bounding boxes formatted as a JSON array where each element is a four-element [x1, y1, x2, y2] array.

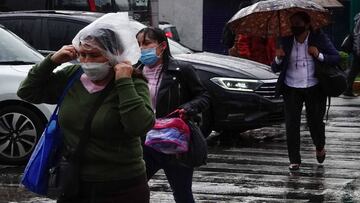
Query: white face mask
[[81, 62, 112, 81]]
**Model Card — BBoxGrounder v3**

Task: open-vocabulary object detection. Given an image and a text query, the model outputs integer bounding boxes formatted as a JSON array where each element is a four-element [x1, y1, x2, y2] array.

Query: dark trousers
[[143, 146, 195, 203], [283, 84, 327, 164], [346, 56, 360, 92], [57, 174, 149, 203]]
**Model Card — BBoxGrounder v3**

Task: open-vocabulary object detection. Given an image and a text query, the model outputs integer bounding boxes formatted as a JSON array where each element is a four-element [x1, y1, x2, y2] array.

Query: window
[[46, 19, 87, 51], [132, 0, 148, 8], [114, 0, 129, 10], [94, 0, 113, 12], [0, 27, 43, 63], [0, 18, 43, 50], [54, 0, 90, 11]]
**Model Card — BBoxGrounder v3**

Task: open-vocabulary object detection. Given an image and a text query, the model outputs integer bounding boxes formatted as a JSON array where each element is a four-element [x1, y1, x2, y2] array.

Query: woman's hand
[[50, 45, 78, 64], [275, 48, 285, 59], [178, 108, 189, 120], [308, 46, 320, 58], [228, 46, 239, 57], [114, 61, 133, 80]]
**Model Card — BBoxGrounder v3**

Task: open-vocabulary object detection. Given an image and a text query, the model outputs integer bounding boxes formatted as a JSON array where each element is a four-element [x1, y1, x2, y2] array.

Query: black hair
[[136, 27, 172, 67], [291, 11, 311, 24]]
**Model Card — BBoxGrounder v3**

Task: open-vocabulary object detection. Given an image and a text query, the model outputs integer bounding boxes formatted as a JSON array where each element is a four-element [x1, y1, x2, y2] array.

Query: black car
[[174, 53, 283, 136], [0, 10, 284, 139]]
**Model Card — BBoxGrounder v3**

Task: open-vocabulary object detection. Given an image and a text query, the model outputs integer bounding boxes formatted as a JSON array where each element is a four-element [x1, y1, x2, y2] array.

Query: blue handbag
[[21, 68, 83, 195]]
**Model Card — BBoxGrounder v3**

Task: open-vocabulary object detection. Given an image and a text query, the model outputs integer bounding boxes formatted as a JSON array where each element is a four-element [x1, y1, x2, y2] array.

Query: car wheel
[[0, 105, 45, 164]]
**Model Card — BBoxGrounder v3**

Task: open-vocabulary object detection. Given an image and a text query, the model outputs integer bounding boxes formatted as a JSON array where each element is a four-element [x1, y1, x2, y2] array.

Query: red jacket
[[234, 34, 276, 65]]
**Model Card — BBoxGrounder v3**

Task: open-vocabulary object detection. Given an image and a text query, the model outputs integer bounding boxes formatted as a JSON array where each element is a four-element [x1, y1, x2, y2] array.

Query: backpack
[[315, 61, 347, 97]]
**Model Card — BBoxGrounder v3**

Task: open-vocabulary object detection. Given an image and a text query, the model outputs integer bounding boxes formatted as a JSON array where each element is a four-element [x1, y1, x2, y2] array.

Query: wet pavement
[[1, 96, 360, 203]]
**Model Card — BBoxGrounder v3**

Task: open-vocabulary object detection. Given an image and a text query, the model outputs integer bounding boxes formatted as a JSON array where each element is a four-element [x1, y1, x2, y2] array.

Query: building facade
[[159, 0, 356, 54]]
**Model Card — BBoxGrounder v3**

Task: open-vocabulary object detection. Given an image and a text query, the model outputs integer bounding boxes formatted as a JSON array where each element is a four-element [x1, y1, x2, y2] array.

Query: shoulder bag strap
[[57, 68, 84, 106], [53, 68, 83, 116]]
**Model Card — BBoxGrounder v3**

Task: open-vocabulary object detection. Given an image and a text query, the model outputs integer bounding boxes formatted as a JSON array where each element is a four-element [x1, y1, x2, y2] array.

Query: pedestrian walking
[[271, 11, 340, 170], [342, 13, 360, 97], [17, 13, 155, 203], [136, 27, 211, 203]]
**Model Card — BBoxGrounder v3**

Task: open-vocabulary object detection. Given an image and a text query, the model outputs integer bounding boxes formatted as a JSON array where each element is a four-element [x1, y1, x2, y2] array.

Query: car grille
[[255, 79, 278, 99]]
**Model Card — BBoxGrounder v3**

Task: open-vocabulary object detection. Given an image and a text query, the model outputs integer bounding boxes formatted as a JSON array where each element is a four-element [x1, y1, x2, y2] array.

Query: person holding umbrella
[[271, 11, 340, 170], [227, 0, 340, 170]]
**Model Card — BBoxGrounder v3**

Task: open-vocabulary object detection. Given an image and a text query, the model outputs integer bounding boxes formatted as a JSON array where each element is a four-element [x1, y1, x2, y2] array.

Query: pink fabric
[[143, 64, 163, 110], [145, 129, 189, 154], [153, 118, 190, 135], [145, 118, 190, 154], [80, 73, 111, 93]]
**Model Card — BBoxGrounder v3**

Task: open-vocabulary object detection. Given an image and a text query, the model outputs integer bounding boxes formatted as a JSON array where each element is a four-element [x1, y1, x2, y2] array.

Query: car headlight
[[210, 77, 263, 92]]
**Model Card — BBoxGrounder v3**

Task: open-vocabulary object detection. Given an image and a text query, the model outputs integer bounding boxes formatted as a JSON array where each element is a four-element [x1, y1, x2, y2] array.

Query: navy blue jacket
[[271, 30, 340, 97]]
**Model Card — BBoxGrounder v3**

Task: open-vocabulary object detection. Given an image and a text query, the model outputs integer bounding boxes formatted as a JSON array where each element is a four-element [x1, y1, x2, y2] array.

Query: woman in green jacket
[[17, 14, 155, 203]]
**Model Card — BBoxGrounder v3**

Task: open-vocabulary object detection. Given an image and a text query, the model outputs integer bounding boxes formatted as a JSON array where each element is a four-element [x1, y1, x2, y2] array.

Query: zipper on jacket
[[167, 87, 171, 114]]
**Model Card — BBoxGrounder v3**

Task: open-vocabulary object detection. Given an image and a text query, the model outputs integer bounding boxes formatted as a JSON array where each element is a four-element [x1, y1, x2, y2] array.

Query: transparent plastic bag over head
[[72, 12, 140, 65]]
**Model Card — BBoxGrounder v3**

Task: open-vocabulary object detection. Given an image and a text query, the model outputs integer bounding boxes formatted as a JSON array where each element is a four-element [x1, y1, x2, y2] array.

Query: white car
[[0, 25, 55, 164]]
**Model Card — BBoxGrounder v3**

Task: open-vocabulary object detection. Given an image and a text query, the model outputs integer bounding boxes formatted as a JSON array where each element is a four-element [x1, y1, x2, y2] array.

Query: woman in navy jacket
[[271, 12, 340, 170], [136, 27, 210, 202]]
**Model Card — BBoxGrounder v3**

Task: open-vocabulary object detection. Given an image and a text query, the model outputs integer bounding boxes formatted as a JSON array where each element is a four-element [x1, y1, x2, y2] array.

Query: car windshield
[[168, 40, 193, 55], [0, 27, 43, 65]]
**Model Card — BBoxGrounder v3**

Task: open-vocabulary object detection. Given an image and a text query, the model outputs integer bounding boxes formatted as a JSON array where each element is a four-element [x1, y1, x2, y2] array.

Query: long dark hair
[[136, 27, 172, 68]]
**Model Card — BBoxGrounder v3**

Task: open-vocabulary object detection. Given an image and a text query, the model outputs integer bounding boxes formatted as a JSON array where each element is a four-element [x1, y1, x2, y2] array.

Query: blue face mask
[[140, 47, 160, 66]]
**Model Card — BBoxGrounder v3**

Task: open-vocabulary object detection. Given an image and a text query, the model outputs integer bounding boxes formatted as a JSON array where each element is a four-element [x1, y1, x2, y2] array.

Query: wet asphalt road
[[0, 96, 360, 203]]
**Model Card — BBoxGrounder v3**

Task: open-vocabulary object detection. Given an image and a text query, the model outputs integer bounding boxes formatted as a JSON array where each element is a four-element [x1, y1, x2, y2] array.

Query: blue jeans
[[143, 146, 195, 203]]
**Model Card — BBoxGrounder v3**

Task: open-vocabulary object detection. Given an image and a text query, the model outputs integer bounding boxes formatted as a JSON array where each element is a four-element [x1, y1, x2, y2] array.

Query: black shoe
[[206, 135, 220, 147], [343, 91, 357, 97], [316, 148, 326, 164]]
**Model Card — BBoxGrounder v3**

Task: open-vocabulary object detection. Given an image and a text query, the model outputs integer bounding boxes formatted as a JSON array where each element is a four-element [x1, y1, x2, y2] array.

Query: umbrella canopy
[[313, 0, 343, 8], [228, 0, 331, 37]]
